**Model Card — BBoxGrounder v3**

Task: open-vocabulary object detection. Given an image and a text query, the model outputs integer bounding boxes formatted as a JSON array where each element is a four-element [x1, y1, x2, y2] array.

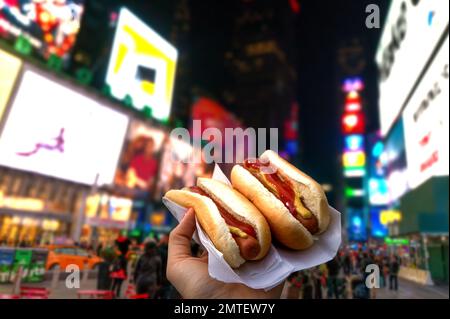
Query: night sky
[[187, 0, 390, 205]]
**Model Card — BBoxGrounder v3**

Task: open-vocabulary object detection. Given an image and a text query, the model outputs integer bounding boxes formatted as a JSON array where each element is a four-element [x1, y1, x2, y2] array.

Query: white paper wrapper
[[162, 164, 342, 291]]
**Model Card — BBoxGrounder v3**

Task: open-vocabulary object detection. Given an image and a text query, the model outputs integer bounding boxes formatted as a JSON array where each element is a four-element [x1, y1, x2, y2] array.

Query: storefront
[[0, 168, 85, 246], [80, 193, 133, 246]]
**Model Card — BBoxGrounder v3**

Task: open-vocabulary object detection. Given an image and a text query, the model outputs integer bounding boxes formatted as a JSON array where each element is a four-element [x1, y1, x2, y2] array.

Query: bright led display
[[345, 187, 364, 198], [344, 168, 366, 177], [0, 69, 129, 185], [368, 177, 389, 205], [342, 112, 365, 134], [345, 102, 361, 112], [106, 8, 178, 121], [344, 135, 364, 151], [0, 0, 85, 59], [343, 151, 366, 168], [342, 77, 364, 92]]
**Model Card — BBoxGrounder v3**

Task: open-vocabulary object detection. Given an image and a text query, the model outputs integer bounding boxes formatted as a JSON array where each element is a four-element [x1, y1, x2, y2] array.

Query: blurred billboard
[[376, 0, 449, 136], [0, 67, 129, 185], [0, 48, 21, 121], [106, 7, 178, 121], [0, 0, 85, 59], [113, 119, 165, 193], [403, 34, 449, 189]]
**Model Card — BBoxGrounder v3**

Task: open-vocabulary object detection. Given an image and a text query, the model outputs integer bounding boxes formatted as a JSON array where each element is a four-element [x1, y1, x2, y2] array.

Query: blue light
[[285, 140, 298, 155], [372, 141, 384, 158], [352, 216, 362, 228], [368, 177, 389, 205], [428, 11, 435, 26], [345, 135, 364, 151]]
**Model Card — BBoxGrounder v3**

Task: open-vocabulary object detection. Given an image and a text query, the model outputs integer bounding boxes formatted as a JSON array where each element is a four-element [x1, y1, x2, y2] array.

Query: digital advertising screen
[[0, 48, 22, 121], [376, 0, 449, 136], [106, 7, 178, 121], [369, 208, 388, 238], [384, 119, 409, 202], [114, 119, 166, 192], [154, 137, 213, 201], [0, 0, 85, 59], [0, 68, 129, 185], [403, 35, 449, 190]]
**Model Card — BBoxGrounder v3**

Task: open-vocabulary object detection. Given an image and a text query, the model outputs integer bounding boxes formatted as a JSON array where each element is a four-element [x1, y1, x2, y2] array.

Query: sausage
[[188, 186, 261, 259], [188, 186, 257, 237], [243, 160, 319, 234], [233, 234, 260, 260], [295, 213, 319, 234]]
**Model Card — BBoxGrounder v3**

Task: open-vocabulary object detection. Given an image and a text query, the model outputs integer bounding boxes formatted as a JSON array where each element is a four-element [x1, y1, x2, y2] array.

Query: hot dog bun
[[261, 150, 330, 234], [197, 178, 271, 260], [165, 178, 271, 268], [230, 150, 330, 250]]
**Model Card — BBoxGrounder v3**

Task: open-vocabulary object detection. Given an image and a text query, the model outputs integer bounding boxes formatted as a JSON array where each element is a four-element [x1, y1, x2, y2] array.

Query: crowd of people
[[95, 234, 180, 299], [72, 236, 404, 299], [285, 247, 401, 299]]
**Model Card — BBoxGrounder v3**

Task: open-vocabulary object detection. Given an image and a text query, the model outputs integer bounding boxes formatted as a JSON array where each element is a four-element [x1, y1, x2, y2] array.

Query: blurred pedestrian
[[312, 268, 323, 299], [133, 241, 162, 298], [389, 256, 399, 291], [326, 256, 341, 299], [342, 250, 352, 276], [154, 234, 179, 299], [110, 244, 127, 298], [301, 273, 313, 299], [286, 272, 302, 299], [97, 246, 115, 290], [375, 255, 386, 288]]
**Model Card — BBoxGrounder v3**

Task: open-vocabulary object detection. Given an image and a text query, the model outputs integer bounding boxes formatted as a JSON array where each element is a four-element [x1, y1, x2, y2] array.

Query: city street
[[375, 279, 449, 299], [280, 278, 448, 299], [1, 277, 447, 299]]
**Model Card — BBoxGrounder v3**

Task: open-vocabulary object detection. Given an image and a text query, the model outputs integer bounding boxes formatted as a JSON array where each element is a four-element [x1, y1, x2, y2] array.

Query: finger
[[168, 208, 196, 262]]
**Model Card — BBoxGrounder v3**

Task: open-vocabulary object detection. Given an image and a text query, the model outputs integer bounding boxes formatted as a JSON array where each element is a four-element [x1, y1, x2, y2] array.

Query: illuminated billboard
[[376, 0, 449, 136], [0, 68, 129, 185], [403, 35, 449, 189], [0, 0, 85, 59], [114, 120, 165, 192], [154, 137, 213, 201], [384, 119, 409, 201], [0, 48, 22, 121], [106, 8, 178, 121]]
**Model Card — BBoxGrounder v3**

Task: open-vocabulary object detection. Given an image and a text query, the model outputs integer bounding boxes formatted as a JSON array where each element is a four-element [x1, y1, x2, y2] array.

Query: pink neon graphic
[[17, 128, 65, 157]]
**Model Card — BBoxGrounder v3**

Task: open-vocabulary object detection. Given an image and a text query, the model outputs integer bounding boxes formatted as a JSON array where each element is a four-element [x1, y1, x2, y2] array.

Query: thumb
[[168, 208, 196, 263]]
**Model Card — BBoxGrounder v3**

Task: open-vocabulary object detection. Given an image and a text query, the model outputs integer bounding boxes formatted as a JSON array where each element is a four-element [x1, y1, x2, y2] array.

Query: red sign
[[342, 112, 365, 134]]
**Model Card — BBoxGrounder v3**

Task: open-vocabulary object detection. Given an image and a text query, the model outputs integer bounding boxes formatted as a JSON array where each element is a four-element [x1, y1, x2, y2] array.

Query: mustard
[[229, 226, 248, 238], [294, 195, 312, 218]]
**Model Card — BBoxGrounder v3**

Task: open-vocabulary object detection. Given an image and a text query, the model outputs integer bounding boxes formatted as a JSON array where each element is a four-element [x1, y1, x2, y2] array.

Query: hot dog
[[187, 186, 260, 260], [230, 150, 330, 250], [165, 178, 271, 268]]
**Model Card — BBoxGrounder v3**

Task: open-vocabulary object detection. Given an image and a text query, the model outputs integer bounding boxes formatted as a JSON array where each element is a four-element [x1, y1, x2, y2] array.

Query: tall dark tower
[[170, 0, 193, 125], [221, 0, 300, 161]]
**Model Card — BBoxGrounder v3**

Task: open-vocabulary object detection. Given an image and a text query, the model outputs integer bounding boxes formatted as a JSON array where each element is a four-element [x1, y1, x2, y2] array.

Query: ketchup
[[244, 159, 297, 215], [188, 186, 257, 238], [243, 159, 319, 234]]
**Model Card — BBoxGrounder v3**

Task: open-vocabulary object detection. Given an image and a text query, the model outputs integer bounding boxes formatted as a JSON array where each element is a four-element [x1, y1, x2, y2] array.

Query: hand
[[167, 208, 284, 299]]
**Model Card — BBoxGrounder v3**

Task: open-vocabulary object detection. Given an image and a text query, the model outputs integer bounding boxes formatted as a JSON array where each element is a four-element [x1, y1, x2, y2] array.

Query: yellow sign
[[380, 210, 402, 225], [343, 151, 366, 168], [0, 49, 22, 121], [106, 8, 178, 120], [0, 191, 45, 211]]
